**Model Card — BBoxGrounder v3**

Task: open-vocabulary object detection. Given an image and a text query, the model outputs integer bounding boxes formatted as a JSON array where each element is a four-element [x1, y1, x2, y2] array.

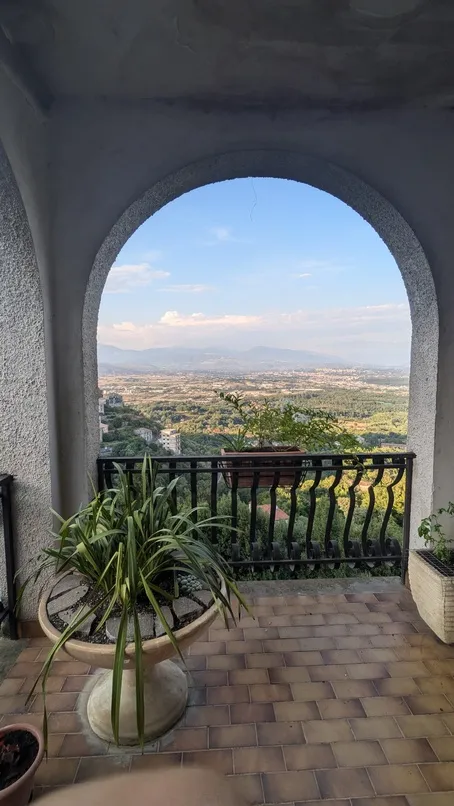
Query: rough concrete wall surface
[[0, 145, 52, 619]]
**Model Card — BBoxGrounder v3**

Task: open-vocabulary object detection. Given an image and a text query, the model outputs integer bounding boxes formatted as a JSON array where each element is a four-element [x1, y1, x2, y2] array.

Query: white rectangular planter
[[408, 550, 454, 644]]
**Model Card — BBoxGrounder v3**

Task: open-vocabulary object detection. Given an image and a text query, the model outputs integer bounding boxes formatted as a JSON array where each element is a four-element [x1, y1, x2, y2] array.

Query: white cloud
[[163, 284, 215, 293], [98, 303, 410, 360], [104, 262, 170, 294], [298, 273, 312, 278], [210, 226, 232, 242]]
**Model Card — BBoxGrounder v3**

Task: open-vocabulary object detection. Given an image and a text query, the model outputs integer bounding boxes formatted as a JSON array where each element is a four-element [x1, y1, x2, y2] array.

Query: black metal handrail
[[0, 474, 18, 638], [97, 452, 414, 580]]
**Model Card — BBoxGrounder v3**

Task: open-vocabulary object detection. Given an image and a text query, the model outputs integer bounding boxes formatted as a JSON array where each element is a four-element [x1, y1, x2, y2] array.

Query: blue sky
[[98, 178, 411, 365]]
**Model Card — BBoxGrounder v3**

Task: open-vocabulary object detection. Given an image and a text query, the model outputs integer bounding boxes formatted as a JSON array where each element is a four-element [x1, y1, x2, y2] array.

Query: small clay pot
[[0, 724, 44, 806]]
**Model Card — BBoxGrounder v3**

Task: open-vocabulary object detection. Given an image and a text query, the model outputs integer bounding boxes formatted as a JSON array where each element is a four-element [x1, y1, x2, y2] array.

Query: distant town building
[[106, 393, 123, 407], [158, 428, 181, 453], [98, 397, 105, 415], [251, 504, 289, 522], [134, 427, 155, 445], [99, 421, 109, 440], [380, 442, 407, 451]]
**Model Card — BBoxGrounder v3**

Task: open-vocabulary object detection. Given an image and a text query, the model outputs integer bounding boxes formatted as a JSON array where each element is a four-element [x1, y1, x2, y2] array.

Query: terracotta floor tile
[[184, 656, 207, 671], [274, 606, 322, 617], [308, 665, 350, 682], [286, 615, 325, 627], [334, 636, 373, 650], [277, 627, 315, 640], [421, 762, 454, 791], [359, 649, 398, 664], [286, 595, 318, 606], [258, 616, 292, 628], [273, 701, 320, 722], [296, 637, 337, 651], [371, 635, 410, 648], [393, 646, 440, 662], [315, 767, 374, 799], [441, 713, 454, 732], [210, 724, 257, 748], [243, 627, 279, 640], [257, 722, 305, 746], [231, 703, 275, 724], [46, 661, 90, 675], [185, 705, 230, 726], [347, 624, 381, 636], [0, 678, 25, 695], [332, 739, 387, 767], [303, 718, 354, 744], [229, 773, 264, 805], [17, 647, 42, 662], [246, 654, 284, 669], [47, 711, 82, 733], [397, 715, 451, 738], [351, 798, 409, 806], [207, 685, 250, 705], [234, 746, 285, 774], [227, 640, 263, 655], [321, 649, 361, 664], [268, 667, 311, 685], [361, 696, 410, 717], [290, 682, 334, 702], [0, 695, 28, 715], [406, 795, 454, 806], [59, 732, 107, 757], [347, 663, 389, 679], [357, 612, 392, 624], [386, 662, 431, 678], [34, 758, 78, 789], [332, 679, 377, 698], [345, 593, 379, 603], [182, 749, 233, 774], [283, 652, 324, 667], [130, 753, 181, 771], [262, 639, 301, 653], [28, 637, 52, 647], [262, 770, 320, 803], [405, 695, 452, 715], [312, 625, 347, 638], [283, 743, 336, 771], [19, 676, 64, 695], [161, 727, 208, 751], [190, 640, 226, 656], [190, 670, 229, 687], [368, 764, 429, 795], [337, 603, 370, 615], [61, 675, 90, 692], [349, 717, 401, 740], [208, 654, 246, 670], [315, 594, 347, 604], [250, 685, 292, 703], [381, 622, 417, 635], [374, 677, 422, 697], [251, 607, 274, 617], [30, 692, 78, 712], [229, 669, 270, 686], [209, 628, 243, 642], [254, 596, 286, 607], [366, 601, 399, 612], [429, 736, 454, 761], [324, 613, 359, 625], [381, 738, 438, 764], [7, 662, 45, 678], [318, 698, 366, 719], [416, 677, 454, 697]]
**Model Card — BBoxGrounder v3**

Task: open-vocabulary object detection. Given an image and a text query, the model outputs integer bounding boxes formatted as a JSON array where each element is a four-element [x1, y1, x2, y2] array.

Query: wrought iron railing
[[97, 452, 414, 581], [0, 474, 18, 638]]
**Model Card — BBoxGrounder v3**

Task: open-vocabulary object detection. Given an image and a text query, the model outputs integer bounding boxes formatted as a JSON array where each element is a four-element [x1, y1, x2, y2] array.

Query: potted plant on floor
[[217, 391, 360, 487], [0, 723, 44, 806], [19, 457, 246, 746], [409, 502, 454, 643]]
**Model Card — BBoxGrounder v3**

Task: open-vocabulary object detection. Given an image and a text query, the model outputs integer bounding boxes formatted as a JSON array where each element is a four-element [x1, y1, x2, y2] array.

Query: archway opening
[[84, 151, 438, 575]]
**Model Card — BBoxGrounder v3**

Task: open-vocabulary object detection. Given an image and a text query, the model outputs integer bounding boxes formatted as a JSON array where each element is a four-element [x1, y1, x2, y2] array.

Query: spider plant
[[18, 456, 247, 747]]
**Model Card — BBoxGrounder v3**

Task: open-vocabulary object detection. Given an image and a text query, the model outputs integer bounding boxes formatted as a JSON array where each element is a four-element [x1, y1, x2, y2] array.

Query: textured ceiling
[[1, 0, 454, 108]]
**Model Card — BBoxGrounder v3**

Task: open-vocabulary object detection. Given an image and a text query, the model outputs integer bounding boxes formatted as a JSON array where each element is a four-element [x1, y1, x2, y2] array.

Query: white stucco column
[[0, 145, 52, 620]]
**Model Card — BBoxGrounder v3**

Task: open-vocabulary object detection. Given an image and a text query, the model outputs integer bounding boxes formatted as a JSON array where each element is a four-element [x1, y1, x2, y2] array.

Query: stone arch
[[0, 142, 52, 617], [83, 149, 438, 542]]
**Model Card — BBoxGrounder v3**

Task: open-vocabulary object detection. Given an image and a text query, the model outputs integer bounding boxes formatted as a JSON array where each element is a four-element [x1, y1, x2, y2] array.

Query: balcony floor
[[2, 580, 454, 805]]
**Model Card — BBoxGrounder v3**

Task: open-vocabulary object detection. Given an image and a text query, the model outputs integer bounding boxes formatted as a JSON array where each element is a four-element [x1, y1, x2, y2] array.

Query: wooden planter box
[[220, 446, 303, 488], [408, 549, 454, 643]]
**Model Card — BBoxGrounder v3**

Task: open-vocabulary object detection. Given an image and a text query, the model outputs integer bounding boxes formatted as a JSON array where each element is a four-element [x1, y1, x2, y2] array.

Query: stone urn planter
[[38, 573, 220, 745], [0, 724, 44, 806], [408, 550, 454, 643]]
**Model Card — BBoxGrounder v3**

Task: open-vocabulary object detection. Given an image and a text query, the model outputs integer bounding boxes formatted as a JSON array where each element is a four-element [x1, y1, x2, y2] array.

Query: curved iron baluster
[[379, 460, 405, 559], [343, 463, 363, 567], [362, 458, 385, 567], [230, 469, 239, 562], [267, 469, 281, 559], [249, 467, 261, 558], [286, 467, 304, 563], [306, 459, 323, 566], [325, 457, 343, 569]]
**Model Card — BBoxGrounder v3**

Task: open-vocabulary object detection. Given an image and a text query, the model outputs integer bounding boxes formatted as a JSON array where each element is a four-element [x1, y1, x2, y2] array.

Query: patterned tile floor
[[2, 585, 454, 805]]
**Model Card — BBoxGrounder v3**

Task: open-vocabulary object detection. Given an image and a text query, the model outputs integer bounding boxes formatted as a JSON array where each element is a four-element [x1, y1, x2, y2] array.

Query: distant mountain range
[[98, 344, 348, 374]]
